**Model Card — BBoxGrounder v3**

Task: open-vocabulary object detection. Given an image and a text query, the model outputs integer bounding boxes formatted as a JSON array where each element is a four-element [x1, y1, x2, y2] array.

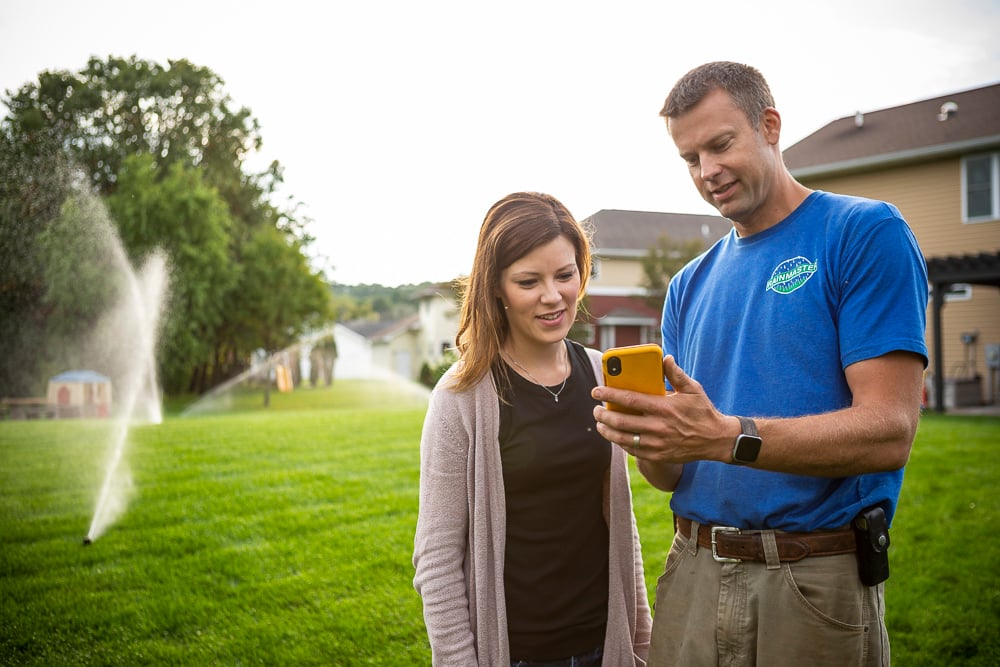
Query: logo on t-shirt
[[766, 256, 818, 294]]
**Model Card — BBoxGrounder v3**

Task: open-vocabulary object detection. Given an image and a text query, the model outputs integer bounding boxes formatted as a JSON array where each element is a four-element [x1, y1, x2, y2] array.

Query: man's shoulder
[[811, 190, 902, 222]]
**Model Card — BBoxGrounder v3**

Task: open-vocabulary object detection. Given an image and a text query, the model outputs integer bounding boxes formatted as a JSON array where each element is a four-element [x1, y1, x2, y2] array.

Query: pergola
[[925, 251, 1000, 412]]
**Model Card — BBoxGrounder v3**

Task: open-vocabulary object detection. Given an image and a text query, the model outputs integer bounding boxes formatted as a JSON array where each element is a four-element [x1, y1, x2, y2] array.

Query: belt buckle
[[711, 526, 741, 563]]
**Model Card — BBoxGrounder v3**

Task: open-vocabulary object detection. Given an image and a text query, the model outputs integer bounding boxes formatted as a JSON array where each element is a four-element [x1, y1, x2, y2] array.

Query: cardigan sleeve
[[628, 460, 653, 663], [588, 347, 652, 664], [413, 371, 480, 665]]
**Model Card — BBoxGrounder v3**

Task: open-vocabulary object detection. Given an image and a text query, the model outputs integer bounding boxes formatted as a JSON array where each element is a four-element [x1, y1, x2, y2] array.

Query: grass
[[1, 380, 430, 665], [1, 384, 998, 665], [883, 414, 1000, 663]]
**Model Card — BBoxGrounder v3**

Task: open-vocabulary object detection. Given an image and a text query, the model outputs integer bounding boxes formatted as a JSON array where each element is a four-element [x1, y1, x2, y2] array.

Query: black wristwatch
[[731, 416, 762, 465]]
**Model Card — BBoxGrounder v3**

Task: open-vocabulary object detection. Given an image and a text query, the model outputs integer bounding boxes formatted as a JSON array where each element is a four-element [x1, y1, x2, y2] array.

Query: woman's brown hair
[[448, 192, 592, 393]]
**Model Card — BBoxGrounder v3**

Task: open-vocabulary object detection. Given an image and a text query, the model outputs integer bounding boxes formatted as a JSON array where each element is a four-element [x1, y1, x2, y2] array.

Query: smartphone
[[601, 344, 666, 414]]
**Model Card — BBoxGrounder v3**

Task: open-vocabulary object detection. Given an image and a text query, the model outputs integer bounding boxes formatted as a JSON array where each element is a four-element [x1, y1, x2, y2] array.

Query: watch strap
[[732, 416, 762, 465], [737, 415, 759, 437]]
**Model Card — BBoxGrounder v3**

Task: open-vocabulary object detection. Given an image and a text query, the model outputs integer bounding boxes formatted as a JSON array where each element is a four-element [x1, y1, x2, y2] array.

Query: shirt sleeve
[[836, 212, 929, 369]]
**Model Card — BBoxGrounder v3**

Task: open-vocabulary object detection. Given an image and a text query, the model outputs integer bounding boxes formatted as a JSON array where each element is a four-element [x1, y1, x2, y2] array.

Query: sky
[[2, 1, 998, 287]]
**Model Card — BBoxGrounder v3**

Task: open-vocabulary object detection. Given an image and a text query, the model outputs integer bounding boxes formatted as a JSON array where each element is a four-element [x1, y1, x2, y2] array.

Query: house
[[341, 313, 422, 380], [579, 209, 731, 350], [415, 284, 461, 368], [340, 284, 459, 382], [783, 82, 1000, 409]]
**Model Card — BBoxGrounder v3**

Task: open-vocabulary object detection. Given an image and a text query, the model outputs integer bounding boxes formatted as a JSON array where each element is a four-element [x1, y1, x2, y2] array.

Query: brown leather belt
[[675, 515, 857, 563]]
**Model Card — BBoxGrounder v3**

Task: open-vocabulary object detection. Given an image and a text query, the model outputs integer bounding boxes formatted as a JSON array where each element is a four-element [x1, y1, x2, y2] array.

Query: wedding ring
[[632, 433, 641, 448]]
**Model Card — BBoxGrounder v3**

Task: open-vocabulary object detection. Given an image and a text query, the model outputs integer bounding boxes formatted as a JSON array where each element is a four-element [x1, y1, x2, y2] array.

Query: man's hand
[[594, 351, 924, 483], [592, 355, 737, 490]]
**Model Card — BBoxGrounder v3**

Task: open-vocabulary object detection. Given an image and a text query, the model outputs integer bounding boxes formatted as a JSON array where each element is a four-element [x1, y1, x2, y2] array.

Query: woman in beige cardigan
[[413, 192, 651, 666]]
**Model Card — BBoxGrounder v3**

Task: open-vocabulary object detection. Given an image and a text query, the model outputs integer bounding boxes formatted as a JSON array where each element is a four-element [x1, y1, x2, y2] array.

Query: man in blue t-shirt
[[592, 62, 927, 666]]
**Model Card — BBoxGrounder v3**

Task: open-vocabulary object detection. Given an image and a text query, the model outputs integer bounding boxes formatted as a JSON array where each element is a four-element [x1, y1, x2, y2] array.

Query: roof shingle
[[783, 82, 1000, 177], [583, 209, 730, 255]]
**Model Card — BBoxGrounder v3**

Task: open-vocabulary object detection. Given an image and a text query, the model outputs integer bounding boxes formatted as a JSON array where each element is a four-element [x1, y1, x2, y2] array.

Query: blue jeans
[[511, 646, 603, 667]]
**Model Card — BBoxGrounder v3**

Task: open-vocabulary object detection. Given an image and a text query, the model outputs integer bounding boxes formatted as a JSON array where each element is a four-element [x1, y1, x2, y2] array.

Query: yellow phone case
[[601, 344, 666, 414]]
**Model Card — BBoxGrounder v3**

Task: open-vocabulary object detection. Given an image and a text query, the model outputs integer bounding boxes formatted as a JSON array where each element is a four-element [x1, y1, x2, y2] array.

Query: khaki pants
[[648, 521, 890, 666]]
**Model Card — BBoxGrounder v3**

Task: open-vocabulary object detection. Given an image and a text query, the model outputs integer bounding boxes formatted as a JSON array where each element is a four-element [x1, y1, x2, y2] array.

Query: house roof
[[784, 82, 1000, 178], [583, 209, 731, 257], [49, 370, 110, 383], [342, 313, 420, 342]]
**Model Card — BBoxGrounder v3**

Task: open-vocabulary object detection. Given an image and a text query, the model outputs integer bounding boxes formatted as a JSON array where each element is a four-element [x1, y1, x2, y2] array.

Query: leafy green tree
[[4, 56, 261, 198], [230, 225, 332, 404], [36, 195, 121, 341], [640, 234, 706, 309], [2, 56, 333, 396], [107, 154, 238, 392], [235, 226, 332, 351], [0, 130, 74, 395], [328, 290, 374, 322]]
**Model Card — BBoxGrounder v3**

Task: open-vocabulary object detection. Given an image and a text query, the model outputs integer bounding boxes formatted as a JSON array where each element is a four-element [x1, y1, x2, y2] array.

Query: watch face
[[733, 434, 762, 464]]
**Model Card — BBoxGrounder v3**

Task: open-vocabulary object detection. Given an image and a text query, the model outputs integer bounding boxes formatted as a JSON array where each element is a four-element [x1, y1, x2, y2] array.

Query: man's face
[[667, 88, 779, 231]]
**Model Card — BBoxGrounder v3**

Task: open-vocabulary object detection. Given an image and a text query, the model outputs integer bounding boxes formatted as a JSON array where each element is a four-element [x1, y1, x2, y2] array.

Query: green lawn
[[1, 383, 998, 665]]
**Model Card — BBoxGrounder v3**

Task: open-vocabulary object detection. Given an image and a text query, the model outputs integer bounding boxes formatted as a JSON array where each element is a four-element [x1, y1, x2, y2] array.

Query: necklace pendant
[[554, 395, 559, 403]]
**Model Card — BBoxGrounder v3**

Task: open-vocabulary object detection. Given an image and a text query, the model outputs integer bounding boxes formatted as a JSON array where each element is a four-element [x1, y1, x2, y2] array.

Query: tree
[[4, 56, 261, 198], [107, 154, 238, 392], [230, 225, 332, 404], [640, 234, 706, 309], [0, 129, 74, 395], [2, 56, 333, 396]]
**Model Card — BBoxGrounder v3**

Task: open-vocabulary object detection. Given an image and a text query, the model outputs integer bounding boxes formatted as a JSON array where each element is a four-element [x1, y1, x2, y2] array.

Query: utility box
[[944, 377, 982, 408], [985, 344, 1000, 404], [986, 344, 1000, 370]]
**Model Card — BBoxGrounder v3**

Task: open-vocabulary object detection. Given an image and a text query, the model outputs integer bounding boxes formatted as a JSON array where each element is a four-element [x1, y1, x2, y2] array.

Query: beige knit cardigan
[[412, 347, 651, 666]]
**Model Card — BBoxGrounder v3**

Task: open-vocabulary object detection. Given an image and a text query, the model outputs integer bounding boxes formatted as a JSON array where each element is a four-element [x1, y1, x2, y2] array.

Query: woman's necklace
[[505, 349, 570, 403]]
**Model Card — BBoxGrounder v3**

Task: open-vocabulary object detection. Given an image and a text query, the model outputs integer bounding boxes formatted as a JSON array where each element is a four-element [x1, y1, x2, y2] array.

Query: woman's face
[[498, 235, 580, 353]]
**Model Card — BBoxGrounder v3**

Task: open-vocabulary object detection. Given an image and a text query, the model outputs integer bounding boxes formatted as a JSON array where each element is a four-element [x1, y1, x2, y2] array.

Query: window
[[929, 282, 973, 302], [962, 153, 999, 222]]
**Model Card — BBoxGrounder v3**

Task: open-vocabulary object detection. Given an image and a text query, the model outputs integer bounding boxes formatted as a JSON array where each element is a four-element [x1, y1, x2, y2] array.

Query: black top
[[498, 340, 611, 661]]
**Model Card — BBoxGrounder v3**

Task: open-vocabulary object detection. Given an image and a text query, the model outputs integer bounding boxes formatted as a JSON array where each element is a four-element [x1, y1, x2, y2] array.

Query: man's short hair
[[660, 61, 775, 129]]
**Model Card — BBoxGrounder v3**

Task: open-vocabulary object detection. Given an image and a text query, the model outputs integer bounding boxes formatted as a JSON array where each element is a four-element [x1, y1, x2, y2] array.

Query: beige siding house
[[784, 83, 1000, 409]]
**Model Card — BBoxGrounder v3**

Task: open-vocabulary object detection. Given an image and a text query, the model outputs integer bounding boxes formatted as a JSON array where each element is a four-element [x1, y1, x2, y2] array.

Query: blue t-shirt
[[662, 191, 928, 530]]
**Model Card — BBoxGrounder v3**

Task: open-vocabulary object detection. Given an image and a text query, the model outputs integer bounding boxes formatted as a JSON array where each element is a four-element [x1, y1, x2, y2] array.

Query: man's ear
[[762, 107, 781, 145]]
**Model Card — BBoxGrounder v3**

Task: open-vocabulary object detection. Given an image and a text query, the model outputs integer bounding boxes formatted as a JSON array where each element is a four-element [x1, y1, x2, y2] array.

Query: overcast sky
[[2, 0, 998, 286]]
